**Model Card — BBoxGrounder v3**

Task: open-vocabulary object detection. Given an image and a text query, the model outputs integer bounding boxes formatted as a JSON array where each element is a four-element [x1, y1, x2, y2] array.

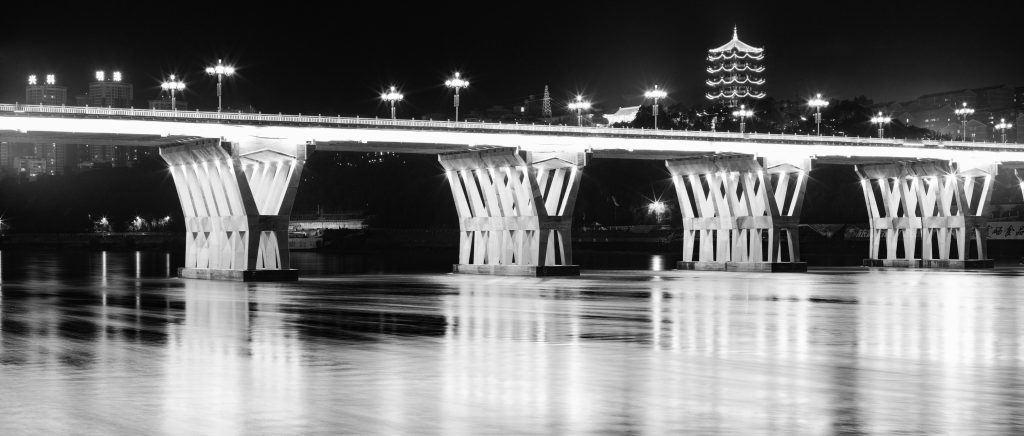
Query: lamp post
[[808, 93, 829, 135], [444, 72, 469, 121], [381, 86, 404, 120], [870, 112, 891, 139], [205, 59, 235, 112], [160, 75, 186, 111], [954, 102, 975, 141], [732, 104, 753, 134], [995, 118, 1013, 143], [568, 95, 591, 127], [644, 85, 668, 129]]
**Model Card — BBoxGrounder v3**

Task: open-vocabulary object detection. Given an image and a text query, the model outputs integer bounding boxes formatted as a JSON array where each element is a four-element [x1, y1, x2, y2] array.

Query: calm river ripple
[[2, 250, 1023, 435]]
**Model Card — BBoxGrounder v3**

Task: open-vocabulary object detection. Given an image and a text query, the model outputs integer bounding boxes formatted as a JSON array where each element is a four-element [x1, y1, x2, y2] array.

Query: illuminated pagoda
[[706, 26, 765, 106]]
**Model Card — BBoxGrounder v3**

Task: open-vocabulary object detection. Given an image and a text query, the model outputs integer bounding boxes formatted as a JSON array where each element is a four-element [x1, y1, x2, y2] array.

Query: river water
[[2, 250, 1023, 435]]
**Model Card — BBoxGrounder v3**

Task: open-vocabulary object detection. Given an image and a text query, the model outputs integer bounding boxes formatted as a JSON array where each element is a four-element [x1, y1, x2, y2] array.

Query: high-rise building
[[25, 74, 67, 105], [86, 70, 133, 107], [706, 26, 766, 107]]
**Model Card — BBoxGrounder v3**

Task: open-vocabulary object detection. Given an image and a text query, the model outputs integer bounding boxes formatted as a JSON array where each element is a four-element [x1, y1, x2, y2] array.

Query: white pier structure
[[1, 104, 1022, 279]]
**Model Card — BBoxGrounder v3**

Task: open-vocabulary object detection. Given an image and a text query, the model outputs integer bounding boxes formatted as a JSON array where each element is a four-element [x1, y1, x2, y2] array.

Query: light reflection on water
[[0, 251, 1023, 434]]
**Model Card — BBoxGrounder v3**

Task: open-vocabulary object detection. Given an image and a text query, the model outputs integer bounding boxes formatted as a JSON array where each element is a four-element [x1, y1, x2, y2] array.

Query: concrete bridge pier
[[856, 161, 993, 269], [160, 138, 307, 281], [439, 147, 585, 277], [667, 154, 809, 272]]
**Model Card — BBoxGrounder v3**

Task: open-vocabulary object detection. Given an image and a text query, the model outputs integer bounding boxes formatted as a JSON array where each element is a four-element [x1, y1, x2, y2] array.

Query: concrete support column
[[440, 147, 585, 276], [667, 154, 809, 272], [161, 138, 307, 281], [856, 161, 993, 269]]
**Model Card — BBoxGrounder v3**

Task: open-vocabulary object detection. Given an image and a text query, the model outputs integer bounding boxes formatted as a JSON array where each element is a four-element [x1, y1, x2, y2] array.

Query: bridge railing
[[0, 103, 1018, 150]]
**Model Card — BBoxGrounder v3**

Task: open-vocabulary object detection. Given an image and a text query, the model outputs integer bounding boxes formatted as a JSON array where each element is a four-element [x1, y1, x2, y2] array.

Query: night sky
[[1, 1, 1021, 116]]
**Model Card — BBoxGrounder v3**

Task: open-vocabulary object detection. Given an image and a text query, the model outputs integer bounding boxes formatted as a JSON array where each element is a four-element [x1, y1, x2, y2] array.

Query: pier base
[[677, 261, 807, 272], [676, 261, 727, 271], [179, 267, 299, 281], [453, 264, 579, 277], [862, 259, 994, 269]]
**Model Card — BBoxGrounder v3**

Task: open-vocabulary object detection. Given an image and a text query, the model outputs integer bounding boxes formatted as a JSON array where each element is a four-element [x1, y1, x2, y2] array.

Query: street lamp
[[160, 74, 186, 111], [954, 102, 975, 141], [644, 85, 668, 129], [995, 118, 1013, 143], [444, 72, 469, 121], [205, 59, 235, 112], [732, 104, 754, 134], [568, 95, 591, 127], [870, 112, 891, 139], [381, 86, 404, 120], [808, 93, 829, 135]]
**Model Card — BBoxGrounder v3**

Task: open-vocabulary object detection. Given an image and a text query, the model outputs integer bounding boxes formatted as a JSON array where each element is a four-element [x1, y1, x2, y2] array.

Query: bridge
[[2, 103, 1023, 279]]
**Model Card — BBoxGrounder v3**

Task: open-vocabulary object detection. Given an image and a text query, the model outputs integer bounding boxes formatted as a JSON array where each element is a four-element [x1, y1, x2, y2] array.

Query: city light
[[732, 104, 754, 133], [112, 71, 122, 82], [161, 74, 186, 111], [205, 59, 236, 112], [28, 75, 36, 85], [568, 95, 591, 126], [807, 93, 829, 135], [870, 112, 891, 138], [381, 86, 404, 120], [46, 74, 55, 85], [95, 71, 105, 81], [644, 85, 668, 129], [995, 118, 1013, 143], [444, 72, 470, 121], [954, 102, 975, 141], [647, 200, 667, 214]]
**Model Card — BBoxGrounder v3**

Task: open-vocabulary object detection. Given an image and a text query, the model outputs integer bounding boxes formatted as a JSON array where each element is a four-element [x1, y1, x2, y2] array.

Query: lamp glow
[[28, 75, 37, 85], [381, 86, 404, 120], [955, 102, 975, 141], [808, 93, 829, 135], [995, 118, 1013, 143], [568, 94, 591, 126], [870, 112, 891, 139], [160, 74, 186, 110], [644, 85, 668, 129], [444, 72, 470, 121], [732, 104, 754, 134], [205, 59, 236, 112], [112, 71, 122, 82], [95, 71, 105, 81], [46, 74, 55, 85]]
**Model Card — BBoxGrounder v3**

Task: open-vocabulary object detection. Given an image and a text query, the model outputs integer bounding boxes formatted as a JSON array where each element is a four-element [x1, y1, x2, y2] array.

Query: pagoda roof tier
[[708, 52, 764, 61], [709, 26, 764, 54], [706, 89, 767, 100], [707, 64, 765, 74], [706, 76, 766, 86]]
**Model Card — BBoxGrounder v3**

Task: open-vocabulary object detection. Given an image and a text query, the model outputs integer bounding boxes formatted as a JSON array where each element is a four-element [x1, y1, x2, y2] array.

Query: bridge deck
[[1, 104, 1022, 165]]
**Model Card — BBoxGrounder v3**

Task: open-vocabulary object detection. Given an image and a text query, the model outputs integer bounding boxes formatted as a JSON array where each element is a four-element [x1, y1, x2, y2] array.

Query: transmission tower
[[541, 85, 552, 117]]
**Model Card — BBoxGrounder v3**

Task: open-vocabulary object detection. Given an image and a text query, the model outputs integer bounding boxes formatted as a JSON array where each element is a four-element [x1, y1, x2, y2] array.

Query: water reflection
[[1, 252, 1024, 434], [164, 280, 304, 435]]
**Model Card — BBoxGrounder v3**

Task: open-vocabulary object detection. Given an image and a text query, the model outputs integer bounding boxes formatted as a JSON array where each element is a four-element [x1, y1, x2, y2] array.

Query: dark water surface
[[2, 250, 1024, 435]]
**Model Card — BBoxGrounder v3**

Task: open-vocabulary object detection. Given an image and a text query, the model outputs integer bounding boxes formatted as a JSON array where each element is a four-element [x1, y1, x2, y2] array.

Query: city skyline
[[1, 2, 1021, 116]]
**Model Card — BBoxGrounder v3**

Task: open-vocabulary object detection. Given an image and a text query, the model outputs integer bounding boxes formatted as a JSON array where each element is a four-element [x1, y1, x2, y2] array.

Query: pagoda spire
[[733, 25, 738, 40], [542, 85, 552, 117]]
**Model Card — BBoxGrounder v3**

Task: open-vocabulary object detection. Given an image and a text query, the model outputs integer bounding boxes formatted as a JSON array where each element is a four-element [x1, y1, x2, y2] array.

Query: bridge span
[[2, 104, 1023, 279]]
